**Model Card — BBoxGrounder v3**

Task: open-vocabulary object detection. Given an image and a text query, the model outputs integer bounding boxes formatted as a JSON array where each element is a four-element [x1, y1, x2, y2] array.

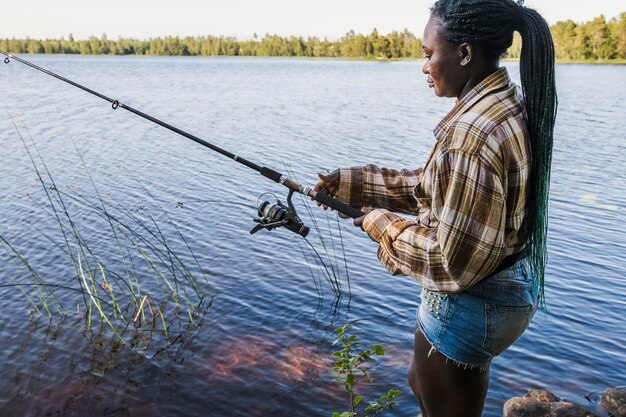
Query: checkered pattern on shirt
[[337, 68, 530, 292]]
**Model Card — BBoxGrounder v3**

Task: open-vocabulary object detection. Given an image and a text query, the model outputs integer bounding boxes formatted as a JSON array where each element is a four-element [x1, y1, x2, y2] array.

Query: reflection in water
[[205, 335, 330, 383], [198, 332, 413, 385]]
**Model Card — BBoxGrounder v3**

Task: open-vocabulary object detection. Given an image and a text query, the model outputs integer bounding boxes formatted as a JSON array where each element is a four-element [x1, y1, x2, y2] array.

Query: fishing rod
[[1, 52, 365, 238]]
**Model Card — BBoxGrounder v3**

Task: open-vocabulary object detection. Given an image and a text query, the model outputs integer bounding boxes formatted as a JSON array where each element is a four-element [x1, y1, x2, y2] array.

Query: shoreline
[[3, 52, 626, 65]]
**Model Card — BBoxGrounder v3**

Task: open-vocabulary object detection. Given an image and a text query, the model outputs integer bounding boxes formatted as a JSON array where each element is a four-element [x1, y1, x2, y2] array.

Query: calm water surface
[[0, 56, 624, 417]]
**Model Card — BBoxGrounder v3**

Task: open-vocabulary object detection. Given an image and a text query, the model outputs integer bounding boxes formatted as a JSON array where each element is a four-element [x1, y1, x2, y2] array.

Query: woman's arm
[[361, 149, 509, 292], [315, 164, 424, 215]]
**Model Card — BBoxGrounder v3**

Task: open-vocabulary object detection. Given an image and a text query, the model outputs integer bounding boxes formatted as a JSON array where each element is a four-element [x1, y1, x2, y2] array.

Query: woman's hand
[[353, 215, 366, 230], [313, 170, 340, 210], [314, 170, 364, 230]]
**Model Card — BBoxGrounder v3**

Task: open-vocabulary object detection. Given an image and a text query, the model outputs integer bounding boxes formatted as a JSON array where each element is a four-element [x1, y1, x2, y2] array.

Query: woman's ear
[[458, 42, 473, 66]]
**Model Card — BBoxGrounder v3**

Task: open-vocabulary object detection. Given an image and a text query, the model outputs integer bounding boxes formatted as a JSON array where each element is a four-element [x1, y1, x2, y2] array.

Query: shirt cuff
[[337, 167, 364, 210], [362, 208, 396, 243]]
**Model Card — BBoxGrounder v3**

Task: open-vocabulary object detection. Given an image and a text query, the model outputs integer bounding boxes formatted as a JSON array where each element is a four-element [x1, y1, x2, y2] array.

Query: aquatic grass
[[13, 122, 91, 311], [71, 140, 144, 308], [77, 247, 125, 341], [124, 207, 203, 315], [304, 214, 343, 295], [98, 201, 203, 317], [124, 167, 212, 291], [45, 169, 205, 304], [32, 153, 132, 327], [0, 257, 48, 317], [53, 190, 177, 297], [53, 189, 206, 325], [4, 120, 211, 344], [294, 236, 324, 300], [56, 171, 208, 306], [283, 164, 352, 300], [334, 212, 352, 298], [0, 233, 65, 318]]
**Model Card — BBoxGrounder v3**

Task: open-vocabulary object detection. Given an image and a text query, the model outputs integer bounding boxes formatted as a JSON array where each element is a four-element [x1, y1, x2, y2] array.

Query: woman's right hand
[[313, 170, 340, 209]]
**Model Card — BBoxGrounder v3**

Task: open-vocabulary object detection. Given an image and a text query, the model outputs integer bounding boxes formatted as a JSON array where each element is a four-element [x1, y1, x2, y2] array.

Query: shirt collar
[[433, 67, 511, 141]]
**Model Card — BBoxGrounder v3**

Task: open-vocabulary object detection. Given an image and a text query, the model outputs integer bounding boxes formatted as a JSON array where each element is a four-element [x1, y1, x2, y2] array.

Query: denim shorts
[[416, 259, 537, 370]]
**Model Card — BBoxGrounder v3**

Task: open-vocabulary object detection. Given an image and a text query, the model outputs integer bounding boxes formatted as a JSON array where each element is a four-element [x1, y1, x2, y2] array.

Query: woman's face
[[422, 16, 466, 98]]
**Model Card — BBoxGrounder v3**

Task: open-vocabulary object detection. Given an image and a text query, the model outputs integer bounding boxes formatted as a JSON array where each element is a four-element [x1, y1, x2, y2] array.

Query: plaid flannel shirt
[[338, 68, 530, 292]]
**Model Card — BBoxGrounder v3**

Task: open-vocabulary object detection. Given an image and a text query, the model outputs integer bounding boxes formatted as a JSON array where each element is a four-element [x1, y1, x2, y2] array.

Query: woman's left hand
[[353, 215, 366, 230]]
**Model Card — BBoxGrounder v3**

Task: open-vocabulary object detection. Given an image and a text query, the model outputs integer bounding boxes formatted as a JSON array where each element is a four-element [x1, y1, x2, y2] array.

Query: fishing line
[[1, 52, 364, 238]]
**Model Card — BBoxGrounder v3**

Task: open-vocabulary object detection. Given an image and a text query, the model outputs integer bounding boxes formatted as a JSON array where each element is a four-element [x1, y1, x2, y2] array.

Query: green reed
[[0, 121, 210, 343], [284, 164, 352, 301]]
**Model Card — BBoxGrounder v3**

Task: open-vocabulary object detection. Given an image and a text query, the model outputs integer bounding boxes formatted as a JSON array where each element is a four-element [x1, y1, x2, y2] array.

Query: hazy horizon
[[3, 0, 624, 41]]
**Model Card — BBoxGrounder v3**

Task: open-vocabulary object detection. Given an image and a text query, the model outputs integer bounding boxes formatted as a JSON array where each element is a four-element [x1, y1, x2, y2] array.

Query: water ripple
[[1, 57, 625, 417]]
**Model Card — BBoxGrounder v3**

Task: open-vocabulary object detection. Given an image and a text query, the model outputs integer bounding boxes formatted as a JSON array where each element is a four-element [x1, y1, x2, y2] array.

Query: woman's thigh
[[413, 331, 490, 417]]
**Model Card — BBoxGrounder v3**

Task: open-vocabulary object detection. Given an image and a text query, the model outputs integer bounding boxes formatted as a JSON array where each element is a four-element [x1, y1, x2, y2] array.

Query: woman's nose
[[422, 61, 429, 75]]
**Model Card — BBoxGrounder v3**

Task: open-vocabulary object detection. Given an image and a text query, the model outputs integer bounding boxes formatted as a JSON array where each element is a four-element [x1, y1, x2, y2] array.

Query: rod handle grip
[[311, 191, 364, 219]]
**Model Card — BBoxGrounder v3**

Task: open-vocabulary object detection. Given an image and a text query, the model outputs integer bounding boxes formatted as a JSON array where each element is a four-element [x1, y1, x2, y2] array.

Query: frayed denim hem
[[415, 316, 491, 373]]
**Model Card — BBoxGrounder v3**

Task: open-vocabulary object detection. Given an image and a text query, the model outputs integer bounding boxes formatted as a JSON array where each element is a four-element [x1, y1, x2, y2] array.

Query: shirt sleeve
[[361, 148, 508, 292], [337, 164, 423, 215]]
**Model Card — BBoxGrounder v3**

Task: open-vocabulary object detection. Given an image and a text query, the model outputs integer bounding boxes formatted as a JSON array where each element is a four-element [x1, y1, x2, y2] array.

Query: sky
[[2, 0, 624, 40]]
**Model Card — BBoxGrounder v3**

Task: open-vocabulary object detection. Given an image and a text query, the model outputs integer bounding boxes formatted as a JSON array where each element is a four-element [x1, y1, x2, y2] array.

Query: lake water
[[0, 56, 624, 417]]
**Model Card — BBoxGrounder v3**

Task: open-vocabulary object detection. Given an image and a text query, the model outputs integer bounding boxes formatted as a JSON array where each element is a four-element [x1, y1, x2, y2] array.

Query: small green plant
[[331, 324, 401, 417]]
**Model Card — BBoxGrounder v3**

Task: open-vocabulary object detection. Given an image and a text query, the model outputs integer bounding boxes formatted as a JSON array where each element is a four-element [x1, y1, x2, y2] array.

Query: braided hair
[[430, 0, 558, 307]]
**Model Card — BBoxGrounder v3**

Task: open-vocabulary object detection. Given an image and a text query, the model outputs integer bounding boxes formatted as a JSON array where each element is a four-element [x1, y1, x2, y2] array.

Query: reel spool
[[250, 190, 309, 237]]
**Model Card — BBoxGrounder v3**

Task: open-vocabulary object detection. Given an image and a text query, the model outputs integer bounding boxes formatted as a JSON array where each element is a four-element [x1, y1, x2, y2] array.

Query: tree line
[[0, 30, 423, 59], [1, 13, 625, 61]]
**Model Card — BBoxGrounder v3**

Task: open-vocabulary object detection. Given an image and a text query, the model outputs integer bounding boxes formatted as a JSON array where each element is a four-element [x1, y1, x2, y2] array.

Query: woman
[[314, 1, 557, 416]]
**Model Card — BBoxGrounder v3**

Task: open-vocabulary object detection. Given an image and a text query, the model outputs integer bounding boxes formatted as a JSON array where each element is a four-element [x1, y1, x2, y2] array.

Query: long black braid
[[431, 0, 558, 307]]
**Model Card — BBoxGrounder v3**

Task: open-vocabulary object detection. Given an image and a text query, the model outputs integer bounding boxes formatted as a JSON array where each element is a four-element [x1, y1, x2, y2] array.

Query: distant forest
[[2, 13, 625, 61]]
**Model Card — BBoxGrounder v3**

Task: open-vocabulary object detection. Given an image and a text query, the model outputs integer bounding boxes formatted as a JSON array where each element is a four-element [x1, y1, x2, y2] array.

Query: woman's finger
[[353, 215, 366, 229]]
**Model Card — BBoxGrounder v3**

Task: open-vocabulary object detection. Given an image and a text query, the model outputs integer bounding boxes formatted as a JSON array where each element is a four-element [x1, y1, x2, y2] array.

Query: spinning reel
[[250, 190, 310, 237]]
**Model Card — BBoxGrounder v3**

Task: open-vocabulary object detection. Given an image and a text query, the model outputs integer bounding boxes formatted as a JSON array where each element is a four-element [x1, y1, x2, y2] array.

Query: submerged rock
[[525, 390, 561, 403], [503, 396, 551, 416], [503, 389, 598, 417], [601, 387, 626, 417]]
